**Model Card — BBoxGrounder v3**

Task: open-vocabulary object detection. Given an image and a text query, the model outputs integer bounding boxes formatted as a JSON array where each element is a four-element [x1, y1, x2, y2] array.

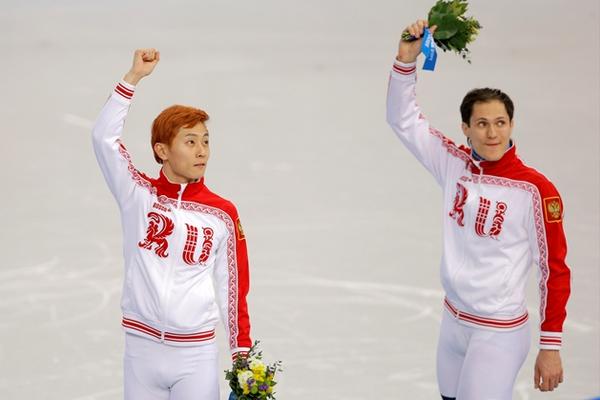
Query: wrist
[[396, 54, 417, 64], [123, 71, 143, 86]]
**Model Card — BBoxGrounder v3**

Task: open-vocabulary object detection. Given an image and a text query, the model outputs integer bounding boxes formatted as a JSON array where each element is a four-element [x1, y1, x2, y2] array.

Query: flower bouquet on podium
[[225, 341, 282, 400]]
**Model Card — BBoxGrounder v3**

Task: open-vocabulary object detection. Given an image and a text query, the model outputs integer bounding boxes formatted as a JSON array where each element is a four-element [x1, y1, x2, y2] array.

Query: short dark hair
[[460, 88, 514, 125]]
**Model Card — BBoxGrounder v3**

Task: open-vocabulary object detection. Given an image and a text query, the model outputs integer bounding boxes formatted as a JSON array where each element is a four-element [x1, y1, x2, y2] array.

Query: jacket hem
[[121, 315, 217, 347], [443, 297, 529, 331]]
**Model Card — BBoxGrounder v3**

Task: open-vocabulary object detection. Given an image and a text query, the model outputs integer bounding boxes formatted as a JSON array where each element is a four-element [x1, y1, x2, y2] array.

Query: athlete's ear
[[461, 122, 470, 138], [153, 142, 169, 162]]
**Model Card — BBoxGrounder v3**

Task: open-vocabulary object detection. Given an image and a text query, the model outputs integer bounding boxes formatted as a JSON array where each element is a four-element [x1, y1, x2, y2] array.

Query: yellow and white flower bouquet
[[225, 342, 282, 400]]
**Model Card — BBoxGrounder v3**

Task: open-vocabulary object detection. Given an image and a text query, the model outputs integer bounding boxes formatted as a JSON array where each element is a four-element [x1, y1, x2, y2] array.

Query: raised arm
[[386, 20, 467, 186], [92, 49, 160, 206]]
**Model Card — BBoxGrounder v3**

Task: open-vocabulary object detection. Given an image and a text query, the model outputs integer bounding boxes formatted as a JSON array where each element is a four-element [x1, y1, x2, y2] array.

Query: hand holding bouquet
[[225, 342, 282, 400], [401, 0, 481, 65]]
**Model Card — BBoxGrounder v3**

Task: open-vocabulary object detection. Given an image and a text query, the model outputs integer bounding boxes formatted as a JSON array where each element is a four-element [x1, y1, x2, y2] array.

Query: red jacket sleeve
[[213, 201, 252, 359], [230, 206, 252, 351], [533, 180, 571, 350]]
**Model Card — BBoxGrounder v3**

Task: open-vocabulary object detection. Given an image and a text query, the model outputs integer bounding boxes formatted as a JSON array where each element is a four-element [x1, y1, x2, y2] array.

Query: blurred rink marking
[[0, 240, 121, 327], [70, 387, 122, 400], [257, 274, 596, 332], [0, 256, 60, 279], [256, 274, 443, 324], [515, 382, 532, 400], [63, 113, 93, 130], [386, 368, 429, 381]]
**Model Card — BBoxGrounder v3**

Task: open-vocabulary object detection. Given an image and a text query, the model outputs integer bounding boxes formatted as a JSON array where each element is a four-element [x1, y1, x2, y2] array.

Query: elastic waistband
[[443, 298, 528, 330], [122, 317, 216, 345]]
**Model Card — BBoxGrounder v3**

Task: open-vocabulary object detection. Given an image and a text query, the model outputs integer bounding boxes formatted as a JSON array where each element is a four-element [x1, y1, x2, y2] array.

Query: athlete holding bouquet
[[93, 49, 252, 400], [387, 19, 571, 399]]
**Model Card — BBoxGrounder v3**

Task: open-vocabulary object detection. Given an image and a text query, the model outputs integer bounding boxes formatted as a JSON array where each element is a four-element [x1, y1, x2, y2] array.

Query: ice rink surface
[[1, 0, 598, 399]]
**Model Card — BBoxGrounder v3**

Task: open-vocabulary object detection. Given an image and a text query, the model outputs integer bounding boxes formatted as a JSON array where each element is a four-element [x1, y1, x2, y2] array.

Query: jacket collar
[[469, 141, 519, 175], [153, 169, 206, 199]]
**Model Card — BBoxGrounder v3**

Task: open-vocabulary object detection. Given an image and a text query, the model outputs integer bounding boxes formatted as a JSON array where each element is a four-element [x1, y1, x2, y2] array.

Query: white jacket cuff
[[539, 331, 562, 350], [112, 80, 136, 103], [231, 347, 251, 361], [391, 59, 417, 79]]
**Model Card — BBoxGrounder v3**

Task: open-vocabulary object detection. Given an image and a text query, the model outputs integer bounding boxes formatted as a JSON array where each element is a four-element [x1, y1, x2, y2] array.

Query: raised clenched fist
[[123, 48, 160, 86]]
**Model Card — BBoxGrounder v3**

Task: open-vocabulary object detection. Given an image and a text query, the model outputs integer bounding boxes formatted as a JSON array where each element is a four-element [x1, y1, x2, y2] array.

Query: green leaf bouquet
[[403, 0, 482, 63]]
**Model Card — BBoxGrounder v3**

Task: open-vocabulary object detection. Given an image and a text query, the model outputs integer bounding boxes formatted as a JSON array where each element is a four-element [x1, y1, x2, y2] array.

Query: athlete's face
[[462, 100, 513, 162], [155, 122, 210, 183]]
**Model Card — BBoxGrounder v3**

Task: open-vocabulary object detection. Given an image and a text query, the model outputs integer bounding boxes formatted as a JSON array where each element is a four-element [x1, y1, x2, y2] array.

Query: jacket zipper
[[450, 165, 478, 292], [160, 183, 187, 342]]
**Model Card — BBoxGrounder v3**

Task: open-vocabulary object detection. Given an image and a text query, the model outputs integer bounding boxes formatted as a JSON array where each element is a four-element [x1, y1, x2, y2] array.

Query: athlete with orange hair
[[93, 49, 252, 400]]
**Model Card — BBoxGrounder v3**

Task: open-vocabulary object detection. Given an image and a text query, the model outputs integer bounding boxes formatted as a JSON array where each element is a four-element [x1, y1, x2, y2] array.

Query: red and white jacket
[[93, 80, 251, 357], [386, 61, 571, 350]]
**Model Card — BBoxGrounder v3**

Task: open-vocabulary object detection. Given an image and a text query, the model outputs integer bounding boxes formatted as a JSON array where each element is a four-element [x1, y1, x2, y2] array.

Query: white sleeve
[[92, 81, 138, 206], [385, 60, 459, 186]]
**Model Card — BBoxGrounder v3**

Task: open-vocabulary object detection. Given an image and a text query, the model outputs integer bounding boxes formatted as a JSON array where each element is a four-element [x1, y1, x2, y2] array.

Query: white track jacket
[[386, 61, 570, 350], [93, 81, 251, 357]]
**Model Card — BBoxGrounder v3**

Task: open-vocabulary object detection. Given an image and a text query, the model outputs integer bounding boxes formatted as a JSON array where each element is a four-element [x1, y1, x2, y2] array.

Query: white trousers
[[124, 333, 220, 400], [436, 310, 530, 400]]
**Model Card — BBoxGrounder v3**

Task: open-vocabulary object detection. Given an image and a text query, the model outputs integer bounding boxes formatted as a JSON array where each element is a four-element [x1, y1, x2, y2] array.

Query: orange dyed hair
[[151, 105, 209, 163]]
